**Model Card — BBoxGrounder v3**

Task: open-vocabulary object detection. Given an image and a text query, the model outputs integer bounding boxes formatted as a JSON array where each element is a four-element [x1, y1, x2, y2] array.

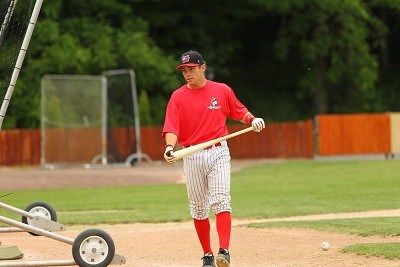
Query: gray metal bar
[[0, 227, 25, 233], [0, 215, 73, 245], [0, 255, 126, 266], [0, 201, 33, 218], [0, 260, 76, 267], [101, 76, 108, 165], [128, 69, 142, 162], [40, 75, 46, 165]]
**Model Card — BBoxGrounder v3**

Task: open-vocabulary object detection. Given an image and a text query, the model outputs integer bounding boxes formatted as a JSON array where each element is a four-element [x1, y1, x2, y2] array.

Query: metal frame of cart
[[0, 201, 126, 267]]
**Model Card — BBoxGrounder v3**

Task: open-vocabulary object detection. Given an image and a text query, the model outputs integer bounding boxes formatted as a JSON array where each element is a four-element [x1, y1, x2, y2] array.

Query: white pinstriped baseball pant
[[183, 140, 232, 220]]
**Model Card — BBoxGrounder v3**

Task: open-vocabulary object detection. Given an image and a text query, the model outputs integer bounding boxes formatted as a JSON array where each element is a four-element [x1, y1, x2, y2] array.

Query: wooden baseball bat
[[173, 126, 254, 160]]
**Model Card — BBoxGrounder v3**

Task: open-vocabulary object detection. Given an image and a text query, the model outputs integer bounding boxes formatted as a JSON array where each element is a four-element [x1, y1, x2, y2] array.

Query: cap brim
[[175, 63, 199, 70]]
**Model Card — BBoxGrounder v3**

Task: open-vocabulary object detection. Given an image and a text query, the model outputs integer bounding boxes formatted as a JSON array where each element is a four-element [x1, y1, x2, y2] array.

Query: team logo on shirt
[[208, 97, 221, 110]]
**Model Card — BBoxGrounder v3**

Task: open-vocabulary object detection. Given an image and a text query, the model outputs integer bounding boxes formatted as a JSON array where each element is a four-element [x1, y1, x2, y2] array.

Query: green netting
[[41, 75, 106, 166], [0, 0, 34, 113]]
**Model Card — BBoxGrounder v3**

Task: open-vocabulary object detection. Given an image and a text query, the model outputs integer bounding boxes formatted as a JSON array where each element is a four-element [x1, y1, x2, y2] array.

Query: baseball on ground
[[320, 241, 330, 251]]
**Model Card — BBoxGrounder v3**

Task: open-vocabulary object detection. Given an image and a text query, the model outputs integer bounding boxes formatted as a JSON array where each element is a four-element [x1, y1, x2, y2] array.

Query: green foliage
[[138, 90, 152, 126], [268, 1, 380, 114], [115, 30, 179, 94]]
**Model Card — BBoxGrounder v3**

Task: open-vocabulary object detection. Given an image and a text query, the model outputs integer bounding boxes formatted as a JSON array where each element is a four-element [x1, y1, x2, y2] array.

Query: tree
[[245, 0, 383, 115], [134, 0, 396, 120], [367, 0, 400, 111]]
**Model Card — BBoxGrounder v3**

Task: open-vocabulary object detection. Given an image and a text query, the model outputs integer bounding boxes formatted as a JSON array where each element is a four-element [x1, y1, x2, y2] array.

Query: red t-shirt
[[162, 80, 248, 147]]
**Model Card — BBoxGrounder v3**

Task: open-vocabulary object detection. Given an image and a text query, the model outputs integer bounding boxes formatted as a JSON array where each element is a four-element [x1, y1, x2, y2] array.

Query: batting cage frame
[[103, 69, 152, 166], [0, 0, 43, 129], [41, 70, 152, 169], [40, 74, 109, 169]]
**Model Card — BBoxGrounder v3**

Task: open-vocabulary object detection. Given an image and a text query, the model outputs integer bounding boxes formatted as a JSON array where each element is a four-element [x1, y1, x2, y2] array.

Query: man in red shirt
[[163, 50, 265, 267]]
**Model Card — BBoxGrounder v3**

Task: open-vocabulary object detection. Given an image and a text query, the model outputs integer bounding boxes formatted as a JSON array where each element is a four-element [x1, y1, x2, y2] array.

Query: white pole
[[0, 0, 43, 129]]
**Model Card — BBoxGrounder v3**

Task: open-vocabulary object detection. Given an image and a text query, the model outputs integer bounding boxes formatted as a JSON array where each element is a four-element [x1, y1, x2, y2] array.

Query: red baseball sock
[[216, 211, 231, 250], [194, 218, 212, 254]]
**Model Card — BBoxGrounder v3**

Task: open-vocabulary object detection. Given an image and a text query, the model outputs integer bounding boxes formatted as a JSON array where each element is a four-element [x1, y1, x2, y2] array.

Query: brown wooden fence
[[227, 121, 314, 159], [316, 113, 391, 155], [2, 113, 398, 166], [44, 128, 103, 164], [0, 120, 314, 166], [0, 129, 41, 166]]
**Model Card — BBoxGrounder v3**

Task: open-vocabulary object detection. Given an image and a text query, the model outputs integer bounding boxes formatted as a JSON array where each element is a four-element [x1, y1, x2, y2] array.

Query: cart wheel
[[22, 201, 58, 236], [72, 228, 115, 267]]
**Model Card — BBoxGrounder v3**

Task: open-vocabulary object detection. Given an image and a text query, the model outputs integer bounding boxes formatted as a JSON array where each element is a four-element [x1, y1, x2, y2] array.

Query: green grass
[[343, 243, 400, 260], [1, 184, 190, 224], [1, 160, 400, 259], [1, 160, 400, 224], [246, 217, 400, 237], [232, 160, 400, 218]]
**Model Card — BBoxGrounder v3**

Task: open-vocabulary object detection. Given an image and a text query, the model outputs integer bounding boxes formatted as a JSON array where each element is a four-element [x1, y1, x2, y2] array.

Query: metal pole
[[40, 76, 46, 165], [0, 260, 76, 267], [128, 69, 142, 162], [101, 76, 108, 165], [0, 215, 73, 245], [0, 202, 33, 218]]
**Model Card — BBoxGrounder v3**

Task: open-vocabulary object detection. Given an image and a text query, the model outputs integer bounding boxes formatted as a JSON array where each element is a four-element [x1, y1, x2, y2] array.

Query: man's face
[[181, 65, 206, 87]]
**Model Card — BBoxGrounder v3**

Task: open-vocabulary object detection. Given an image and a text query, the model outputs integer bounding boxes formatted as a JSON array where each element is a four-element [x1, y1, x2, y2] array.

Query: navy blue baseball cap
[[175, 51, 205, 70]]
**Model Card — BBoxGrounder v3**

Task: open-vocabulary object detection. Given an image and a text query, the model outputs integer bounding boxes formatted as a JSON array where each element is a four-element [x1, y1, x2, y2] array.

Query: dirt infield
[[1, 160, 400, 266]]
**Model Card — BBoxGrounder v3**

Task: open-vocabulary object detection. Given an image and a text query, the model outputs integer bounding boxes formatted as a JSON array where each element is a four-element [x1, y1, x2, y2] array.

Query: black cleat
[[201, 253, 216, 267], [216, 248, 230, 267]]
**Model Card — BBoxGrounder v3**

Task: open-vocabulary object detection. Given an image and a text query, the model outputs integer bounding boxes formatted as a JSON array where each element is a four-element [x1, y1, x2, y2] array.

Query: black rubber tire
[[21, 201, 58, 236], [72, 228, 115, 267]]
